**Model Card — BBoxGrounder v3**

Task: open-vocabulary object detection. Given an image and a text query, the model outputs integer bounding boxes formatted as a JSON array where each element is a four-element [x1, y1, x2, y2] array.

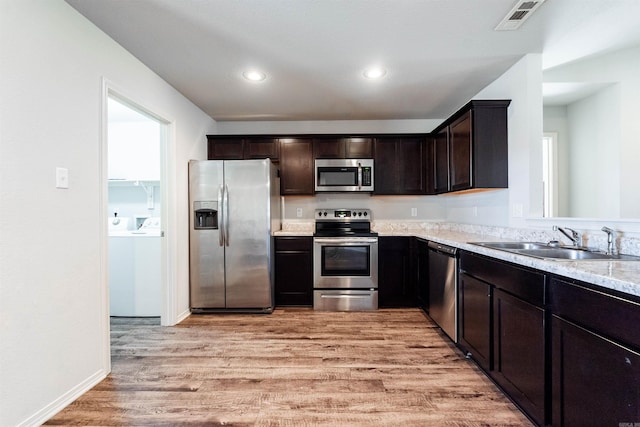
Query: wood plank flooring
[[46, 309, 533, 426]]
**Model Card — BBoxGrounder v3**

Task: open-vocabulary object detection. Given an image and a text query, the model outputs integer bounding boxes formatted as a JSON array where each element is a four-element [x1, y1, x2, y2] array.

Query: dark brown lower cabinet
[[493, 289, 546, 426], [458, 272, 492, 372], [459, 251, 547, 425], [378, 237, 416, 308], [274, 237, 313, 306], [551, 315, 640, 427], [550, 277, 640, 426]]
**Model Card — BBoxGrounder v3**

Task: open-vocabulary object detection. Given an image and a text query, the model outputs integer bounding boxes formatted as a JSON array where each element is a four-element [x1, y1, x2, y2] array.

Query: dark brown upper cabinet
[[449, 111, 473, 191], [373, 135, 427, 195], [244, 137, 279, 160], [345, 137, 373, 158], [207, 135, 279, 161], [313, 137, 373, 159], [207, 136, 244, 160], [431, 127, 449, 194], [431, 100, 511, 194], [279, 137, 314, 195]]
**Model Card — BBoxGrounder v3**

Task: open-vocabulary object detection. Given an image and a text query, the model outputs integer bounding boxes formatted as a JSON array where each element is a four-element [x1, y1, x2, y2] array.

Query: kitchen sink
[[471, 242, 550, 250], [469, 241, 640, 261], [517, 248, 615, 260]]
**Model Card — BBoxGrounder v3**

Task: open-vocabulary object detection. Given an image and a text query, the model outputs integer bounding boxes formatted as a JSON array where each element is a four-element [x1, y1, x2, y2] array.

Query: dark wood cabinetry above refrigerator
[[206, 99, 511, 196]]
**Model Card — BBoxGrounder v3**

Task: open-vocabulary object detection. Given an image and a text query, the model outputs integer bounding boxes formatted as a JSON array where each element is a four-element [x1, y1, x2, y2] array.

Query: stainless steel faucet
[[553, 225, 582, 247], [601, 226, 615, 255]]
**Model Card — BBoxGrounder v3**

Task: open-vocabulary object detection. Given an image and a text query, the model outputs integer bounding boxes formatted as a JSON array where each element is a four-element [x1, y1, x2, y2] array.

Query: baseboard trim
[[17, 368, 107, 427], [175, 308, 191, 324]]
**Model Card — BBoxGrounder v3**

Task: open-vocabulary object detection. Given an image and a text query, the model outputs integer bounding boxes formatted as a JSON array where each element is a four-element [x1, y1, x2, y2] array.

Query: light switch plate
[[56, 167, 69, 189]]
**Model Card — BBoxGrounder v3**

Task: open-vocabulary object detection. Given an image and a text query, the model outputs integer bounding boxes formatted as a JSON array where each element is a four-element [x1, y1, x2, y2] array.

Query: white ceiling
[[65, 0, 640, 122]]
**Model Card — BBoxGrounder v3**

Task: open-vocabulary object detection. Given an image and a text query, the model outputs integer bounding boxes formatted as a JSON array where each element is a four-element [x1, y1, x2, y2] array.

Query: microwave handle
[[357, 162, 362, 190]]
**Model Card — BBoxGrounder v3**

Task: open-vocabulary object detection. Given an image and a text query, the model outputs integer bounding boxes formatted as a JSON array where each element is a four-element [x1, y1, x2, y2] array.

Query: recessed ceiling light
[[242, 70, 266, 82], [363, 67, 387, 79]]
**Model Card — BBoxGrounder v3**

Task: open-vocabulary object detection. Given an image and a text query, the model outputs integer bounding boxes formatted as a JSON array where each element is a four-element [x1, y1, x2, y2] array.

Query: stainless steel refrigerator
[[189, 159, 281, 313]]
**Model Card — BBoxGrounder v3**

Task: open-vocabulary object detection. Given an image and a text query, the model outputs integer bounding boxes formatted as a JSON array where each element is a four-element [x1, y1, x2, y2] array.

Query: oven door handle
[[313, 237, 378, 244]]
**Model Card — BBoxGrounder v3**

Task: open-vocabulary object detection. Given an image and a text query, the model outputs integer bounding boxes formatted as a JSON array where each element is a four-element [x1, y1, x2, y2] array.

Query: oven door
[[313, 237, 378, 289]]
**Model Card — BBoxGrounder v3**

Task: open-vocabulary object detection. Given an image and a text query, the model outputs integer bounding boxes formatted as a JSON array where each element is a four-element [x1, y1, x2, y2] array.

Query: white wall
[[566, 86, 621, 217], [0, 1, 216, 426], [544, 45, 640, 219], [445, 54, 544, 227]]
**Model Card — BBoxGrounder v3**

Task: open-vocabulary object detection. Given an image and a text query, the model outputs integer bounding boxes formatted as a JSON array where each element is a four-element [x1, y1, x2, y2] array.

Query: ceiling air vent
[[495, 0, 547, 31]]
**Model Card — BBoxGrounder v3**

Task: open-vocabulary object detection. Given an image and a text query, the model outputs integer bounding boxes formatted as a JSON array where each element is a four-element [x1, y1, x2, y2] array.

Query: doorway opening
[[542, 132, 558, 217], [107, 95, 165, 324]]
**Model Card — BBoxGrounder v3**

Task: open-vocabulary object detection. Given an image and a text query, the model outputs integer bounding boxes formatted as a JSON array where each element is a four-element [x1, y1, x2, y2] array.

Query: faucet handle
[[553, 225, 582, 247], [569, 228, 582, 247], [601, 226, 616, 255]]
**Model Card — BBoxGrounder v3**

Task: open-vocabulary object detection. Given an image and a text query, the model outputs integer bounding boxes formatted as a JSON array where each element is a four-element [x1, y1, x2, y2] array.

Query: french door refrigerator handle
[[218, 184, 224, 246], [223, 184, 230, 246]]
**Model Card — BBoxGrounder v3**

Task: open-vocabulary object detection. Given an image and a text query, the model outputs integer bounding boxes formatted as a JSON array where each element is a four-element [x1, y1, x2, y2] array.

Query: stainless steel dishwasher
[[427, 241, 458, 342]]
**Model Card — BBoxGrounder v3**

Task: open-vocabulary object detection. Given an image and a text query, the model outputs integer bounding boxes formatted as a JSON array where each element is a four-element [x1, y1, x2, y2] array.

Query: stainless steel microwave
[[314, 159, 374, 192]]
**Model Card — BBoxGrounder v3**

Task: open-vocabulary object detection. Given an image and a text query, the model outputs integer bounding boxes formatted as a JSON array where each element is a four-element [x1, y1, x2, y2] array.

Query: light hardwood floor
[[46, 308, 533, 426]]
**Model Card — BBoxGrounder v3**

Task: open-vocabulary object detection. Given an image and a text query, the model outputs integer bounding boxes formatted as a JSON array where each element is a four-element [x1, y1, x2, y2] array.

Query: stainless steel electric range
[[313, 208, 378, 311]]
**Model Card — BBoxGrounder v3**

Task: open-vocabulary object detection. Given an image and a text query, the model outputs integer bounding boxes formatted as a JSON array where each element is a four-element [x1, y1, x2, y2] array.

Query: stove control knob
[[363, 212, 368, 217], [358, 212, 362, 216], [318, 212, 322, 217], [323, 212, 328, 216]]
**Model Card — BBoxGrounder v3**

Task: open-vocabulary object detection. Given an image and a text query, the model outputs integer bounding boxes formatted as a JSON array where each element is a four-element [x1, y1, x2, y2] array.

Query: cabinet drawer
[[275, 236, 312, 252], [460, 251, 545, 306], [551, 277, 640, 349]]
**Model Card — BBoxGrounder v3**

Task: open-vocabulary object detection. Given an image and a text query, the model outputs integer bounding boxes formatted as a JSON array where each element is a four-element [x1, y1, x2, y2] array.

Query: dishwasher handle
[[427, 241, 458, 256]]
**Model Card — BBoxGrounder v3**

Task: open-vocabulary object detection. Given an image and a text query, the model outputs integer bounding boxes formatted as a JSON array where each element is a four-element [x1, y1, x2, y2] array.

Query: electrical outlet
[[411, 207, 417, 217], [296, 208, 303, 218], [473, 206, 478, 217]]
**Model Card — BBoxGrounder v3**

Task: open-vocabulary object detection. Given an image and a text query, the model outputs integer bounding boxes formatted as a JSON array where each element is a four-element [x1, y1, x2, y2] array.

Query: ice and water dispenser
[[193, 201, 218, 229]]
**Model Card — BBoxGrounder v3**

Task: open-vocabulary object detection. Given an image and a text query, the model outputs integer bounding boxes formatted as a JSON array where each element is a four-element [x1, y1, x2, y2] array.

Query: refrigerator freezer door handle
[[223, 184, 230, 246], [218, 184, 224, 246]]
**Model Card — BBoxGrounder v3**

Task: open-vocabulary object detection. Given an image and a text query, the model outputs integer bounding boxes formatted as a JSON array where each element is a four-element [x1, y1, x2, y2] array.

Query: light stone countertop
[[274, 221, 640, 298]]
